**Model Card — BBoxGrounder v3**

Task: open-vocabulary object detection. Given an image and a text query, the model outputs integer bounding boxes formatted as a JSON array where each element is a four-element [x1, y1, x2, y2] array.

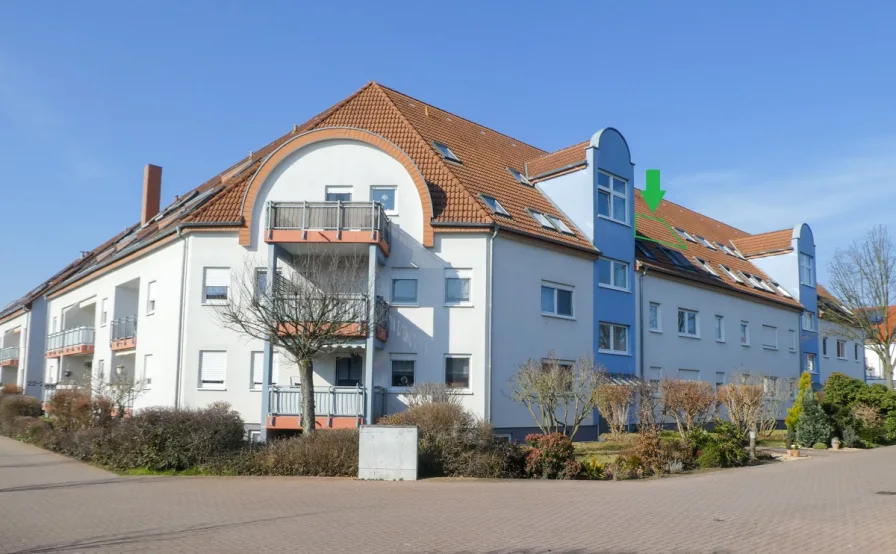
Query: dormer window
[[433, 141, 461, 163], [480, 194, 510, 217], [507, 168, 531, 186]]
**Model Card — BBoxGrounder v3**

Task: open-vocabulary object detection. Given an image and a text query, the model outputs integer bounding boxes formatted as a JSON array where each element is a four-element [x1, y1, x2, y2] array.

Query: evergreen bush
[[796, 390, 832, 447]]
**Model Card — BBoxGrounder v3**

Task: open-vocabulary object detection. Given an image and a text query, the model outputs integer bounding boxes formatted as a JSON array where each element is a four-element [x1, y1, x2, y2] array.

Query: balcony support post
[[260, 243, 283, 442], [301, 201, 308, 241], [336, 200, 342, 240], [364, 243, 377, 424]]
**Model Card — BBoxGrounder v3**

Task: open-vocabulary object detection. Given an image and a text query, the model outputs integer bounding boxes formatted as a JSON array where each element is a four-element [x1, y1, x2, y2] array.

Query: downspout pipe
[[638, 264, 648, 381], [485, 225, 498, 423]]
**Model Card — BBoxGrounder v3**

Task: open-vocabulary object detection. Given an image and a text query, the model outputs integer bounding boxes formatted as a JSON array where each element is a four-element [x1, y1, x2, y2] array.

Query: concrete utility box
[[358, 425, 418, 481]]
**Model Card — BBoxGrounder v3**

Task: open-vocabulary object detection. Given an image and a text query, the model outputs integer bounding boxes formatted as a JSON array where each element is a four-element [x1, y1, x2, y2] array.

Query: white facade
[[865, 344, 895, 382], [818, 319, 865, 382], [640, 272, 802, 386], [0, 311, 29, 389]]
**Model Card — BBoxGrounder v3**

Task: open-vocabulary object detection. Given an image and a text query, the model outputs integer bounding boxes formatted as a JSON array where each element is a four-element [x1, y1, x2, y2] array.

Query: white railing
[[266, 201, 392, 246], [0, 346, 19, 364], [268, 385, 385, 419], [47, 326, 95, 352]]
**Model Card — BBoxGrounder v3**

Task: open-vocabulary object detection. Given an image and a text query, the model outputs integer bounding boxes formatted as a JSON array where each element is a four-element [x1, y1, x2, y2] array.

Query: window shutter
[[251, 352, 263, 386], [205, 268, 229, 288], [199, 351, 226, 384], [272, 353, 280, 385]]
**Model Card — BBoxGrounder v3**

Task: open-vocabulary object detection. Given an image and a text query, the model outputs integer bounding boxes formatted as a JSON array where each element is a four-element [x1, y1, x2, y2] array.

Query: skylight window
[[696, 236, 716, 250], [719, 264, 743, 283], [730, 244, 747, 260], [717, 242, 736, 256], [753, 276, 777, 294], [635, 240, 656, 260], [433, 141, 461, 163], [772, 281, 793, 298], [674, 228, 697, 243], [546, 215, 574, 235], [694, 257, 719, 277], [529, 210, 553, 228], [480, 194, 510, 217], [507, 168, 531, 186], [660, 247, 692, 269]]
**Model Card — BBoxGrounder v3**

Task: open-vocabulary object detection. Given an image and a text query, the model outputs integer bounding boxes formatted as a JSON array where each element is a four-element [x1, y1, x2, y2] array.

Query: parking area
[[1, 437, 895, 553]]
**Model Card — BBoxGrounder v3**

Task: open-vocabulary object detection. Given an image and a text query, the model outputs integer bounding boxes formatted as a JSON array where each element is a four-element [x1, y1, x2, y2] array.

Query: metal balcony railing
[[47, 326, 95, 352], [266, 201, 392, 246], [110, 316, 138, 342], [268, 385, 385, 420], [0, 346, 19, 364], [271, 287, 390, 332]]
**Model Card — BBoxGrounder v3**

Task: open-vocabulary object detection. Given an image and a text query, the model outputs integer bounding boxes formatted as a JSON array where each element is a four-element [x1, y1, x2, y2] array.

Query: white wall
[[752, 251, 799, 300], [0, 311, 28, 389], [536, 169, 593, 241], [641, 273, 802, 384], [818, 319, 865, 382], [490, 234, 595, 429], [866, 344, 895, 381]]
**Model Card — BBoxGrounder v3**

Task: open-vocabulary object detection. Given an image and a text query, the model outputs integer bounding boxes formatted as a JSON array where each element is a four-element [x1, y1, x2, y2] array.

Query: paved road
[[1, 437, 895, 553]]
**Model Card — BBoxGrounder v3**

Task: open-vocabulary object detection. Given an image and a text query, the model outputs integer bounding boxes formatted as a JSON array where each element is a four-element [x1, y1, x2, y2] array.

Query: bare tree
[[759, 376, 793, 438], [633, 379, 666, 435], [827, 225, 896, 389], [509, 353, 602, 440], [717, 374, 763, 440], [215, 247, 378, 434], [592, 378, 634, 436], [661, 379, 716, 445], [406, 382, 463, 407]]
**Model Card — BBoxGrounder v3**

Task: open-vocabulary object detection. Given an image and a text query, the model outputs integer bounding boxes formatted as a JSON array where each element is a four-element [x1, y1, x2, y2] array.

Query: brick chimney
[[141, 164, 162, 224]]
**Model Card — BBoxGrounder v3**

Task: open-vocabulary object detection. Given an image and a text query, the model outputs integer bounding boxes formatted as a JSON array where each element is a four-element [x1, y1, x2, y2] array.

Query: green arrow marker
[[643, 169, 665, 212]]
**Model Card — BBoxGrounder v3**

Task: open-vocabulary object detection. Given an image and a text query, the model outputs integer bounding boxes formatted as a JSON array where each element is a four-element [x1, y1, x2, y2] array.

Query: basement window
[[507, 168, 531, 186], [481, 194, 510, 217], [433, 141, 461, 163]]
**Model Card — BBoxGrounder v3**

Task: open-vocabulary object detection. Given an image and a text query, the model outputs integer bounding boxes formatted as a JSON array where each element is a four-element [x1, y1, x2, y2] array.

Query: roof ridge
[[375, 82, 548, 155], [528, 140, 589, 163], [371, 83, 494, 224], [635, 189, 751, 238]]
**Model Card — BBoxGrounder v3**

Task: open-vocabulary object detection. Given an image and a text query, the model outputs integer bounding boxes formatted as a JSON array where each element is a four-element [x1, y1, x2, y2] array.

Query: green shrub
[[606, 454, 644, 480], [885, 412, 896, 443], [855, 384, 896, 414], [842, 424, 861, 448], [581, 457, 604, 480], [231, 430, 359, 476], [796, 390, 832, 447], [696, 435, 748, 469], [524, 433, 579, 479], [0, 395, 42, 433], [812, 442, 827, 450], [822, 373, 866, 409]]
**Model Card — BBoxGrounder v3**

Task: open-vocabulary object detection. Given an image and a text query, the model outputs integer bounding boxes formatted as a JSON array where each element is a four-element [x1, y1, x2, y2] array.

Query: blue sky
[[1, 1, 894, 306]]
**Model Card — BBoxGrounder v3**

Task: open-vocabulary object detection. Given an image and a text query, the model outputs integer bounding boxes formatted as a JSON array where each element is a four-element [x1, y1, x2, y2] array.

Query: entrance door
[[335, 356, 361, 386]]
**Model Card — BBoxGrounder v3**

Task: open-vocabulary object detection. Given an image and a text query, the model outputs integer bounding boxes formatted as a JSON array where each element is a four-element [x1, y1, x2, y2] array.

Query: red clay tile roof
[[634, 191, 803, 310], [732, 229, 793, 258], [526, 141, 589, 178]]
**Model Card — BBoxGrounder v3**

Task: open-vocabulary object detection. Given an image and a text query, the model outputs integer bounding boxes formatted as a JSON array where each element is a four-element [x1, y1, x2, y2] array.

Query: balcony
[[276, 294, 389, 343], [265, 201, 392, 255], [266, 385, 385, 430], [46, 327, 95, 358], [0, 346, 19, 367], [110, 316, 138, 352]]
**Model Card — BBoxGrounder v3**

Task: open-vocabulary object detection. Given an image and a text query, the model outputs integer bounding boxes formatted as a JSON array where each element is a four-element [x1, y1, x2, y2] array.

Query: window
[[696, 236, 716, 249], [96, 359, 105, 382], [541, 283, 574, 317], [391, 359, 415, 387], [370, 186, 396, 212], [143, 354, 153, 388], [199, 350, 226, 389], [762, 376, 778, 396], [100, 298, 108, 326], [648, 367, 663, 388], [146, 281, 157, 315], [325, 186, 353, 202], [762, 325, 778, 350], [772, 281, 793, 298], [836, 340, 846, 359], [546, 215, 574, 235], [648, 302, 661, 332], [740, 321, 750, 346], [391, 274, 418, 306], [336, 357, 361, 387], [731, 245, 747, 260], [597, 171, 627, 223], [822, 337, 829, 356], [598, 322, 628, 354], [433, 141, 460, 162], [445, 269, 471, 305], [715, 372, 726, 389], [660, 247, 692, 269], [719, 264, 743, 283], [679, 369, 700, 381], [254, 268, 282, 300], [507, 167, 531, 186], [789, 330, 797, 352], [677, 309, 699, 338], [694, 257, 719, 277], [52, 316, 58, 332], [715, 315, 725, 342], [855, 343, 861, 361], [250, 351, 263, 389], [445, 356, 470, 388], [530, 210, 553, 228], [805, 353, 816, 373], [674, 228, 697, 243], [635, 240, 655, 260], [480, 194, 510, 216], [598, 258, 629, 291], [799, 253, 815, 286], [203, 268, 229, 303], [717, 242, 737, 256], [801, 311, 817, 332]]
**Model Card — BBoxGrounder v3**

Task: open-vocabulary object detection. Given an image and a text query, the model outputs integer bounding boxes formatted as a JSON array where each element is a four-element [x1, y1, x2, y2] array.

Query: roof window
[[480, 194, 510, 217], [696, 236, 716, 249], [507, 168, 531, 186], [546, 215, 574, 235], [660, 246, 692, 269], [529, 210, 553, 228], [694, 257, 720, 277], [674, 228, 697, 243], [635, 240, 656, 260], [433, 141, 461, 163], [719, 264, 743, 283]]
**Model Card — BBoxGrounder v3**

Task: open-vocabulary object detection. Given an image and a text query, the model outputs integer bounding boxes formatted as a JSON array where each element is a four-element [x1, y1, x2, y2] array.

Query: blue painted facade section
[[589, 129, 636, 376], [796, 224, 821, 385]]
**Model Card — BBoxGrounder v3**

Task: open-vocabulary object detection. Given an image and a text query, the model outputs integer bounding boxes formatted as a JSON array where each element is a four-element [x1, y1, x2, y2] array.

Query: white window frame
[[799, 253, 815, 286], [694, 257, 719, 277], [697, 236, 716, 250], [143, 354, 153, 389], [250, 351, 264, 390], [100, 298, 108, 326], [715, 315, 725, 342], [146, 281, 157, 315], [529, 209, 554, 228], [740, 320, 750, 346], [674, 228, 697, 243], [324, 185, 353, 202], [390, 355, 416, 389], [678, 369, 701, 381], [773, 281, 793, 298], [836, 340, 846, 359], [598, 322, 629, 355], [541, 282, 575, 319], [762, 325, 778, 350], [202, 267, 230, 305], [805, 353, 817, 374], [648, 302, 661, 332], [433, 141, 461, 163], [597, 170, 628, 224], [801, 311, 817, 332], [198, 350, 227, 390], [370, 185, 397, 214], [789, 329, 797, 352], [444, 354, 471, 390], [444, 268, 472, 307], [598, 258, 629, 292], [546, 215, 574, 235], [480, 194, 510, 217], [855, 343, 861, 362], [719, 264, 744, 283], [507, 167, 531, 186], [677, 308, 699, 338]]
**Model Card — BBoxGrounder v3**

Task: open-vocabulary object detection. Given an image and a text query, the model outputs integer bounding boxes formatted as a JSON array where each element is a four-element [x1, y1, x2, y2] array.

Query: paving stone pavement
[[1, 436, 895, 553]]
